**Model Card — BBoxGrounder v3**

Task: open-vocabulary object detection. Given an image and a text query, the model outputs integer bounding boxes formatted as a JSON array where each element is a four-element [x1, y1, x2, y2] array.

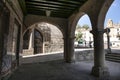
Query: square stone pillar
[[91, 30, 110, 79], [64, 36, 75, 63]]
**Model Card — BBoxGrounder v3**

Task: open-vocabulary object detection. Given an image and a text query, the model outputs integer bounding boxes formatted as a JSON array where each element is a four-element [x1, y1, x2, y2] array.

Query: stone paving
[[8, 60, 96, 80], [8, 49, 120, 80], [8, 60, 120, 80]]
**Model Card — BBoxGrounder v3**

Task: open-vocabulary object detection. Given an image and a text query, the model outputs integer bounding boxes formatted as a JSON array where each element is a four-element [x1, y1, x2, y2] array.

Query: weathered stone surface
[[75, 50, 94, 61], [91, 66, 110, 80], [0, 0, 23, 79]]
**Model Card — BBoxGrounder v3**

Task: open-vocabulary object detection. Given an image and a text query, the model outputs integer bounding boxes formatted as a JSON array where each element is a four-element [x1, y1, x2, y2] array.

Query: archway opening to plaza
[[104, 0, 120, 53], [74, 14, 93, 49], [23, 22, 64, 56], [74, 14, 93, 61]]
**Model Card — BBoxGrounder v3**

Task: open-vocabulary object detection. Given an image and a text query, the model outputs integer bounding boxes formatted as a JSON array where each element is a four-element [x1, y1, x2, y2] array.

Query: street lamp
[[105, 28, 111, 53]]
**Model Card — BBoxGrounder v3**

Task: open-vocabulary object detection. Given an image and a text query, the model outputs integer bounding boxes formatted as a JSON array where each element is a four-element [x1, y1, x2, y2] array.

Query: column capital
[[104, 28, 110, 34], [90, 29, 105, 35]]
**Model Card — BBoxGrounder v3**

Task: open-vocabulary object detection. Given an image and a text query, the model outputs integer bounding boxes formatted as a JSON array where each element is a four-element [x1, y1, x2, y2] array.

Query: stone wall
[[75, 50, 94, 61], [0, 0, 23, 79], [75, 50, 108, 61], [24, 14, 68, 36], [44, 44, 63, 53], [23, 49, 34, 56]]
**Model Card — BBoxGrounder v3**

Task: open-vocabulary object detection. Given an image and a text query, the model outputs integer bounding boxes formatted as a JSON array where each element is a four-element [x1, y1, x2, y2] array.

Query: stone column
[[64, 36, 75, 63], [0, 13, 4, 76], [28, 28, 34, 50], [0, 5, 5, 76], [91, 30, 109, 78]]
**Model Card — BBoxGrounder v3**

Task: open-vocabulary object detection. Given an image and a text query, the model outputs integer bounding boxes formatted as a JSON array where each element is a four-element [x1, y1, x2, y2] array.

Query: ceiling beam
[[18, 0, 27, 15], [56, 0, 86, 4], [25, 0, 88, 18], [26, 2, 77, 10], [25, 0, 82, 6], [26, 5, 74, 12], [27, 7, 72, 13], [27, 9, 70, 18]]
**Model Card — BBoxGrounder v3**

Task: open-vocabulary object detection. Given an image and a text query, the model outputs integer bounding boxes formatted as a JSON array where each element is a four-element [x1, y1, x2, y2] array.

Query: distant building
[[104, 19, 120, 47], [75, 19, 120, 48], [75, 27, 93, 47]]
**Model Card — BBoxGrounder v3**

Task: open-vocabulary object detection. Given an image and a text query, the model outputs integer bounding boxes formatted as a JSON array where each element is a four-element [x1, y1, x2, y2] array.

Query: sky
[[78, 0, 120, 27]]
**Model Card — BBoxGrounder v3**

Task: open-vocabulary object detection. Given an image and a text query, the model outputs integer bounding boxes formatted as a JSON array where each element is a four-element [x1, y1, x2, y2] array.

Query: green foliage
[[75, 32, 82, 41], [76, 24, 81, 29], [76, 24, 89, 30], [82, 24, 89, 30], [75, 24, 89, 42]]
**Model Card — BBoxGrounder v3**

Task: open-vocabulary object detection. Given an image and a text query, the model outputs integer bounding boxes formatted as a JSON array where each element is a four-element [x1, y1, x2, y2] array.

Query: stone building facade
[[105, 19, 120, 47]]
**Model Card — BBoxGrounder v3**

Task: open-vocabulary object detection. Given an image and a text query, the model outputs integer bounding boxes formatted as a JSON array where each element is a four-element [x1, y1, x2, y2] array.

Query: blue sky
[[78, 0, 120, 27]]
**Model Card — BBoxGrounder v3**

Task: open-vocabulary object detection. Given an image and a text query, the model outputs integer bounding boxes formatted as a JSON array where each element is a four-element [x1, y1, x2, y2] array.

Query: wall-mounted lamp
[[46, 10, 51, 17]]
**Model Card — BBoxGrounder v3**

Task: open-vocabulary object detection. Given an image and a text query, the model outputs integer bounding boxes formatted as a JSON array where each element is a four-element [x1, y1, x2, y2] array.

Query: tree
[[76, 24, 81, 29], [82, 24, 89, 30], [75, 32, 82, 41]]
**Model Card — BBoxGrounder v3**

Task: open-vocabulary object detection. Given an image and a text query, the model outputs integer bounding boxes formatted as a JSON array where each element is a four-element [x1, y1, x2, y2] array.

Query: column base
[[64, 54, 75, 63], [65, 59, 75, 63], [91, 66, 110, 79]]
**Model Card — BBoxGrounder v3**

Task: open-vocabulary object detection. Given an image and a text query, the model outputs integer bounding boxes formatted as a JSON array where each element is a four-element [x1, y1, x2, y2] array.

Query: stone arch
[[70, 12, 91, 37], [97, 0, 114, 29], [23, 22, 64, 54], [24, 15, 66, 38], [23, 21, 64, 44], [70, 0, 113, 33], [23, 24, 46, 37], [23, 21, 64, 39], [69, 0, 97, 37]]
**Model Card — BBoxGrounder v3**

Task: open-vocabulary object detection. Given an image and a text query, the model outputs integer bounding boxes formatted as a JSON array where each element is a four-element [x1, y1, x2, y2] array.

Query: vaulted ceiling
[[19, 0, 88, 18]]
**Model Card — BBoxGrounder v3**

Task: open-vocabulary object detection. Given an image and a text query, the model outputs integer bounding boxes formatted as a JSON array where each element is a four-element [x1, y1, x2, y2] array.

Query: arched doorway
[[34, 29, 43, 54], [23, 22, 63, 55]]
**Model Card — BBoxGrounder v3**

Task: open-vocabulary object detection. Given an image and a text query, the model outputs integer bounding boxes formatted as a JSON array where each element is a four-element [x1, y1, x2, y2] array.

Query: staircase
[[105, 53, 120, 63]]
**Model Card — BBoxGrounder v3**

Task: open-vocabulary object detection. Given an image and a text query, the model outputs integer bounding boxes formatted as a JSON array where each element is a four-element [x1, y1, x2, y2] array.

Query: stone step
[[105, 58, 120, 63], [106, 53, 120, 56], [106, 54, 120, 57], [105, 53, 120, 63], [106, 56, 120, 60]]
